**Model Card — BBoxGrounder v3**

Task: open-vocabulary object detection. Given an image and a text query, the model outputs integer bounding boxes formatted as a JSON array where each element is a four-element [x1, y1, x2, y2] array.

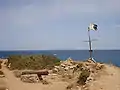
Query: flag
[[88, 23, 98, 31]]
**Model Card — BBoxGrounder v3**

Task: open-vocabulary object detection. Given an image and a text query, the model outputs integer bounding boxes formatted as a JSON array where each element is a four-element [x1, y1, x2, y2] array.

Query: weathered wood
[[21, 70, 49, 75]]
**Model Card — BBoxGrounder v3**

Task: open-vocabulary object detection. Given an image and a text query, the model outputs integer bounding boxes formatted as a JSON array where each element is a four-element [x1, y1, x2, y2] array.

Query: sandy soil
[[1, 66, 68, 90], [1, 60, 120, 90], [88, 64, 120, 90]]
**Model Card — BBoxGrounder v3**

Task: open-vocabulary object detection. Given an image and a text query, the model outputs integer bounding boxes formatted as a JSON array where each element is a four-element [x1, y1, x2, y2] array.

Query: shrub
[[0, 71, 4, 75], [77, 69, 90, 85], [7, 54, 61, 70], [0, 61, 2, 69]]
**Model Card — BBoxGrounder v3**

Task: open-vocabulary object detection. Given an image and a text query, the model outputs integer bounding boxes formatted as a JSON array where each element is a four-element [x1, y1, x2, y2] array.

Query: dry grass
[[77, 69, 90, 85]]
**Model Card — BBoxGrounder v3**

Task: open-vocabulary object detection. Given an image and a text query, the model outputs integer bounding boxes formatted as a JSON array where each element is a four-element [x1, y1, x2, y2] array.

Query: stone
[[95, 63, 104, 70], [21, 74, 40, 83], [54, 66, 60, 69], [64, 67, 69, 71], [53, 68, 59, 73], [8, 63, 11, 68], [13, 70, 22, 78], [60, 64, 66, 67], [69, 65, 77, 69], [41, 80, 49, 85], [0, 75, 5, 78]]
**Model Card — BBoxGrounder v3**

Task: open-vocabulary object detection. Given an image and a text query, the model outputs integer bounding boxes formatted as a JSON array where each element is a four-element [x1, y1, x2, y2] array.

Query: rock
[[62, 57, 74, 66], [48, 70, 53, 74], [53, 68, 59, 73], [86, 76, 93, 82], [60, 64, 66, 67], [0, 75, 5, 78], [41, 80, 49, 85], [87, 59, 95, 64], [66, 83, 74, 89], [95, 63, 104, 70], [13, 70, 22, 78], [8, 63, 11, 68], [54, 66, 60, 69], [69, 65, 77, 69], [64, 67, 69, 71], [21, 74, 40, 83]]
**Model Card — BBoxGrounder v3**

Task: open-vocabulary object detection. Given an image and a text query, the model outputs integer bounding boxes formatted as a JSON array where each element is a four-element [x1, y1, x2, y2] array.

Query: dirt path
[[1, 65, 68, 90], [1, 66, 27, 90], [88, 65, 120, 90]]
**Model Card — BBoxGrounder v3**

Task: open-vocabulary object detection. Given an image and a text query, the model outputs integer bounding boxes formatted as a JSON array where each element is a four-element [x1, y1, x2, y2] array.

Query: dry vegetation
[[0, 71, 4, 75], [77, 69, 90, 85], [7, 54, 61, 70]]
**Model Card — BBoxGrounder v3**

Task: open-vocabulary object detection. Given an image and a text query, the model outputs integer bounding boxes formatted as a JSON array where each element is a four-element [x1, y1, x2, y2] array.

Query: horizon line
[[0, 49, 120, 51]]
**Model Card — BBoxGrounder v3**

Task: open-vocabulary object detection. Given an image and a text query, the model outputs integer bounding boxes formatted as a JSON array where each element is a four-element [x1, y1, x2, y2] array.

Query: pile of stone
[[53, 57, 78, 73], [82, 59, 105, 84], [21, 74, 40, 83], [65, 58, 105, 90], [20, 70, 49, 83], [51, 57, 84, 82]]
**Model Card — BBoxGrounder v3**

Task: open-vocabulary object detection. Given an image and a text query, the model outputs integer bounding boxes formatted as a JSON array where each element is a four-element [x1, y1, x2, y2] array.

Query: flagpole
[[88, 29, 93, 60]]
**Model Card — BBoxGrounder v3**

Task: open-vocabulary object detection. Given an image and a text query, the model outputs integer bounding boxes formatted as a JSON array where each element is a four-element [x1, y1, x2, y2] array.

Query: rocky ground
[[0, 58, 120, 90]]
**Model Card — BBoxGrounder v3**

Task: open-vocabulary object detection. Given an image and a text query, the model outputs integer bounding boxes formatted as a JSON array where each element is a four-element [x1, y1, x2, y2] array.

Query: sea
[[0, 50, 120, 67]]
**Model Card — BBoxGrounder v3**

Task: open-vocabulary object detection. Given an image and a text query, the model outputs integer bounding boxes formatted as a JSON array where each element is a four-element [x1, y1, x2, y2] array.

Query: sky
[[0, 0, 120, 50]]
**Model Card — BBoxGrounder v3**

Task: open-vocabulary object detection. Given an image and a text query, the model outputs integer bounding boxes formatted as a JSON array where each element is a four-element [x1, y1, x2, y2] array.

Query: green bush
[[7, 54, 61, 70], [77, 69, 90, 85]]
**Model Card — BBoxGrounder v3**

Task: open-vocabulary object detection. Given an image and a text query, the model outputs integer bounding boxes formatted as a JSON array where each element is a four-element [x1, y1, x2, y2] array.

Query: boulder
[[21, 74, 40, 83]]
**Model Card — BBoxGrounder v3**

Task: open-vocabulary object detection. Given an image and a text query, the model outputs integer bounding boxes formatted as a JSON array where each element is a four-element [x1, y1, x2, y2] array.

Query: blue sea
[[0, 50, 120, 67]]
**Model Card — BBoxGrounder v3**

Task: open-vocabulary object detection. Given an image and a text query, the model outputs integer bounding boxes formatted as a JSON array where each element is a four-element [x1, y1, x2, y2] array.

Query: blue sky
[[0, 0, 120, 50]]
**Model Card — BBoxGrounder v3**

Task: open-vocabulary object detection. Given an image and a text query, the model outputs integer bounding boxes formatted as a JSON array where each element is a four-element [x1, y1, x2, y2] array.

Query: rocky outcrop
[[21, 74, 40, 83], [53, 57, 78, 73]]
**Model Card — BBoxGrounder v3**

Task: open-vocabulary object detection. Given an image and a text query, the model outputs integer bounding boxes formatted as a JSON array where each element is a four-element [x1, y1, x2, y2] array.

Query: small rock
[[41, 80, 49, 85], [61, 64, 66, 67]]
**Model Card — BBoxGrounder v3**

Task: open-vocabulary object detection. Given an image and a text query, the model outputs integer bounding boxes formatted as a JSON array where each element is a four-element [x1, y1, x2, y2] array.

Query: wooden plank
[[22, 70, 49, 75]]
